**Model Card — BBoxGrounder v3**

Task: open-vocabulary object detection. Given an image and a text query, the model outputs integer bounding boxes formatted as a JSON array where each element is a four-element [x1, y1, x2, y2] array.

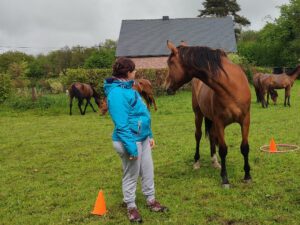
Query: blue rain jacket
[[104, 78, 153, 157]]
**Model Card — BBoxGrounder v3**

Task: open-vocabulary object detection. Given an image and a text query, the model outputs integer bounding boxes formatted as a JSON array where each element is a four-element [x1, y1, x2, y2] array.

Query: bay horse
[[100, 78, 157, 115], [259, 65, 300, 107], [253, 73, 278, 104], [68, 82, 101, 115], [165, 40, 251, 187]]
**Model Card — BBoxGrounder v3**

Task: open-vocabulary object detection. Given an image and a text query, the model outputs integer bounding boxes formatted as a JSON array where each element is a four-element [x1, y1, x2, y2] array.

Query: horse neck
[[289, 67, 300, 82], [191, 70, 229, 96]]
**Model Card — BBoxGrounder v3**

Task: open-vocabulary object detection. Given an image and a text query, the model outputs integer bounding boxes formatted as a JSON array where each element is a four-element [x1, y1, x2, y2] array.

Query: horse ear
[[180, 40, 188, 46], [167, 40, 178, 54]]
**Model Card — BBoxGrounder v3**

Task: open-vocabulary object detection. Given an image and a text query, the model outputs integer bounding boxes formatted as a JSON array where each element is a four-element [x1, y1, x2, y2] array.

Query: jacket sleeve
[[108, 90, 138, 157]]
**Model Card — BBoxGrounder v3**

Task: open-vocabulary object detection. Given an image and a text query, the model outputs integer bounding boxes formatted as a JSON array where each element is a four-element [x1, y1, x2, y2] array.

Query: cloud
[[0, 0, 290, 54]]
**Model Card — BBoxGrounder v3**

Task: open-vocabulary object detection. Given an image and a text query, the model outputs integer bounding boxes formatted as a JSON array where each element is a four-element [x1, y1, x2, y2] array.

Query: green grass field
[[1, 81, 300, 225]]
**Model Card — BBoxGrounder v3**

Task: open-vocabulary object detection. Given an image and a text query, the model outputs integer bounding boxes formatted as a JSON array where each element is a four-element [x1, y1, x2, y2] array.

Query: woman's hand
[[150, 138, 155, 149], [129, 156, 138, 160]]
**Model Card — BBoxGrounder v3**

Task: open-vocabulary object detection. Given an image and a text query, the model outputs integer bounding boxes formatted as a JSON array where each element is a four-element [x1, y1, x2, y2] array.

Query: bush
[[38, 78, 64, 94], [228, 53, 254, 84], [0, 73, 12, 103], [63, 68, 172, 96]]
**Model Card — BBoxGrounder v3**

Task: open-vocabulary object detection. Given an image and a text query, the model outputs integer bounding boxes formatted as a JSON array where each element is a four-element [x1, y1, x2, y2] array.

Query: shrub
[[0, 73, 12, 103], [63, 68, 173, 96]]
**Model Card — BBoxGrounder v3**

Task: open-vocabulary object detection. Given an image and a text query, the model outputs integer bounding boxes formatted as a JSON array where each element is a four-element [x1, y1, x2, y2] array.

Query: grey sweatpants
[[113, 137, 155, 209]]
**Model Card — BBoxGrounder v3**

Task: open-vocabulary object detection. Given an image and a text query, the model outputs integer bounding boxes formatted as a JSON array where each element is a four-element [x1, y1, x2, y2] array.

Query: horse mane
[[177, 46, 227, 76], [286, 65, 300, 76]]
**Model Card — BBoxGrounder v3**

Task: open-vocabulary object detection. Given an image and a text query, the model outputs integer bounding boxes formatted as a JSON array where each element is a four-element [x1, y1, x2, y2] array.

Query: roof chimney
[[162, 16, 169, 20]]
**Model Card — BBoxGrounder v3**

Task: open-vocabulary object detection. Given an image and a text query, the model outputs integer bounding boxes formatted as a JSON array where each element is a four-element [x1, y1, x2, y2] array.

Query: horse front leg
[[286, 86, 291, 107], [193, 111, 203, 170], [83, 100, 89, 115], [88, 99, 97, 112], [240, 113, 251, 183], [69, 96, 73, 115], [151, 95, 157, 111], [266, 90, 270, 107], [215, 121, 229, 188], [78, 99, 84, 115]]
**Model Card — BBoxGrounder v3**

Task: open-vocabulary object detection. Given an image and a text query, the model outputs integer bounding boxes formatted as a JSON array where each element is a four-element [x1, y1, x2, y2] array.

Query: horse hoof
[[212, 162, 221, 169], [193, 161, 200, 170], [222, 183, 230, 189], [243, 179, 252, 184]]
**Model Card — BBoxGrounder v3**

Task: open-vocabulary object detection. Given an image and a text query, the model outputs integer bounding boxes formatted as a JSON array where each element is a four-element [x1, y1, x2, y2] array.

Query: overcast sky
[[0, 0, 290, 55]]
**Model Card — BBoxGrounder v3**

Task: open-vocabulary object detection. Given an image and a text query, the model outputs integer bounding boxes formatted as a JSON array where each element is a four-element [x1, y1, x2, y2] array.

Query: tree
[[0, 51, 33, 73], [198, 0, 250, 36], [48, 46, 72, 76], [27, 59, 45, 101], [238, 0, 300, 67]]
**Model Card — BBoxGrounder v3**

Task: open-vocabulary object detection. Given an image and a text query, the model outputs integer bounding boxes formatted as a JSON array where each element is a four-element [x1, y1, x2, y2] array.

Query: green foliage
[[0, 73, 12, 103], [27, 59, 45, 80], [45, 79, 64, 94], [63, 68, 171, 96], [228, 53, 254, 83], [84, 49, 115, 69], [238, 0, 300, 67], [0, 51, 33, 73]]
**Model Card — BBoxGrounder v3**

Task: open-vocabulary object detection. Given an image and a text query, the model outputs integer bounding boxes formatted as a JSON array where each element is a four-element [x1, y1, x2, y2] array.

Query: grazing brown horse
[[165, 40, 251, 187], [68, 82, 101, 115], [253, 73, 278, 104], [259, 65, 300, 107], [100, 78, 157, 115]]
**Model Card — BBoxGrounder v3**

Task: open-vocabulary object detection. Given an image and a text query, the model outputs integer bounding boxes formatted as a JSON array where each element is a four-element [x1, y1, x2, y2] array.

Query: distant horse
[[253, 73, 278, 104], [68, 82, 101, 115], [259, 65, 300, 107], [100, 78, 157, 115], [165, 41, 251, 187]]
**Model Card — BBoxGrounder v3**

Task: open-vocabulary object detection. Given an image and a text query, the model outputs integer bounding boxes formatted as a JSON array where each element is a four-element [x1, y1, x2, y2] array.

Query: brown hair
[[112, 57, 135, 78]]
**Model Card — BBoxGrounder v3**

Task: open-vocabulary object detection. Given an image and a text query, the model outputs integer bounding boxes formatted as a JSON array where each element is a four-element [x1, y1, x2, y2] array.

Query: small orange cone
[[269, 138, 277, 153], [91, 190, 107, 216]]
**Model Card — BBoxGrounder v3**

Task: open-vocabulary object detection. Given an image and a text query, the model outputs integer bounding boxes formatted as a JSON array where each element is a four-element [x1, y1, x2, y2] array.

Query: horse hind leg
[[209, 133, 221, 169], [240, 113, 251, 183], [204, 118, 221, 169], [193, 111, 203, 170]]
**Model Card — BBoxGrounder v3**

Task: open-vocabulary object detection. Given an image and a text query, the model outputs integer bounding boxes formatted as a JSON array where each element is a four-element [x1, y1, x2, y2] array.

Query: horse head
[[165, 40, 193, 94], [99, 97, 108, 116]]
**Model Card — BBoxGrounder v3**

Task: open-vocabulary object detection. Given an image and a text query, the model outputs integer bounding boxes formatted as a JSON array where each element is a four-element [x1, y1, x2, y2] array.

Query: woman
[[104, 57, 167, 223]]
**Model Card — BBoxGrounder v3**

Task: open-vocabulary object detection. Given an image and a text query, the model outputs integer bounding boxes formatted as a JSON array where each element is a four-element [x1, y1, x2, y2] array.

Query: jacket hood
[[104, 78, 134, 96]]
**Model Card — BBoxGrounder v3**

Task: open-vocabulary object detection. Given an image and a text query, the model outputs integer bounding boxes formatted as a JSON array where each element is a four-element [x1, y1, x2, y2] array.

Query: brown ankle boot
[[127, 207, 143, 223], [147, 200, 168, 212]]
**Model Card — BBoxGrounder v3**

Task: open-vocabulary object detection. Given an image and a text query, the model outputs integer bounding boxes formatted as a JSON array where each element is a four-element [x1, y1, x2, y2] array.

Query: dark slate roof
[[116, 16, 237, 57]]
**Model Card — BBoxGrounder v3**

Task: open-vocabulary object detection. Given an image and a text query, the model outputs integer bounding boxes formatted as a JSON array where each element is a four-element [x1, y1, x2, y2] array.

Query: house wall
[[130, 57, 168, 69]]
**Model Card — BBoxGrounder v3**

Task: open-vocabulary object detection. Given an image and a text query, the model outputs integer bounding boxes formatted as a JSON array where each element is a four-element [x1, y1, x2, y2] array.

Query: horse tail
[[204, 117, 213, 138]]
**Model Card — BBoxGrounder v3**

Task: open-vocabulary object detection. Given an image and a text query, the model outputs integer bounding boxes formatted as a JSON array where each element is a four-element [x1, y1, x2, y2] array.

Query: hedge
[[63, 68, 172, 96]]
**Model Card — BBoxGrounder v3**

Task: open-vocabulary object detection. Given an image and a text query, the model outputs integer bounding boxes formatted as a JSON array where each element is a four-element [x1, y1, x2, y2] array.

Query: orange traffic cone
[[91, 190, 107, 216], [269, 138, 277, 153]]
